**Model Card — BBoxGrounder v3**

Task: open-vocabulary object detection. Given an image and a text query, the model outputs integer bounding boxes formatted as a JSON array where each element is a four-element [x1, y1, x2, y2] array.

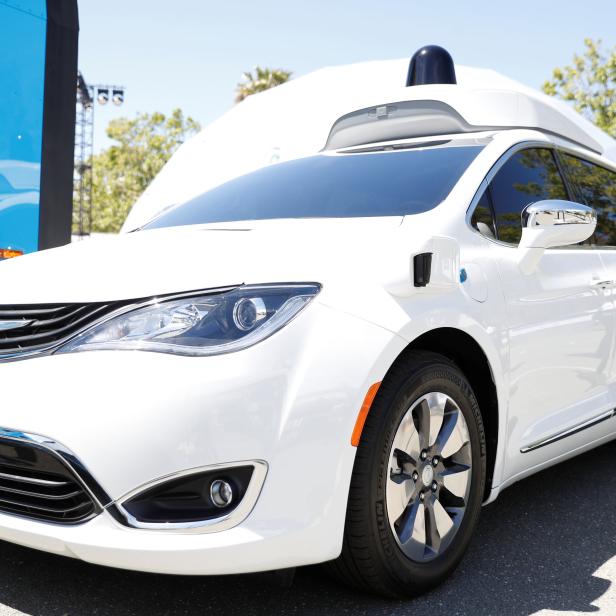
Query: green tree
[[88, 109, 200, 233], [543, 38, 616, 137], [235, 66, 292, 103]]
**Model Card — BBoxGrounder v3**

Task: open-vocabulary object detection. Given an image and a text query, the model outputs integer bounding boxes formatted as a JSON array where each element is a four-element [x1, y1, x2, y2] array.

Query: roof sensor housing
[[406, 45, 457, 86]]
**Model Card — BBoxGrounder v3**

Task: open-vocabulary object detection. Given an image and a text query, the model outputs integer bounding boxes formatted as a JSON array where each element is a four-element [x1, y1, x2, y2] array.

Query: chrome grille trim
[[0, 302, 125, 358], [0, 433, 102, 524], [0, 484, 82, 500], [0, 470, 69, 486], [0, 428, 113, 513]]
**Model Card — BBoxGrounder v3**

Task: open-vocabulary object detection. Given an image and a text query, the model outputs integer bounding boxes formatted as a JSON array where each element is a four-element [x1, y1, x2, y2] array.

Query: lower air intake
[[0, 436, 98, 524]]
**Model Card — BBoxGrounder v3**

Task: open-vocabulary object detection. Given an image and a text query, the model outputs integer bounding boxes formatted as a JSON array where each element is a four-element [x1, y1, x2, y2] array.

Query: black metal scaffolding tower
[[73, 72, 125, 237], [74, 72, 94, 237]]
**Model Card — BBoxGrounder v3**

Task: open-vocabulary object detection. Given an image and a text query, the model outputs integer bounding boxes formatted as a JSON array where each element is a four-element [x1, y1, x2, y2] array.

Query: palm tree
[[235, 66, 292, 103]]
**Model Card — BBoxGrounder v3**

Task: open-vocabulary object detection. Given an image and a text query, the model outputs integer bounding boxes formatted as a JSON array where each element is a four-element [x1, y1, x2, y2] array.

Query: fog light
[[210, 479, 234, 508], [120, 465, 254, 525]]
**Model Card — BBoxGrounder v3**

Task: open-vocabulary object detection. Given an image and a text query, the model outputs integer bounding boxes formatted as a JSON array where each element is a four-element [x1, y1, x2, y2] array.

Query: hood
[[0, 217, 406, 304]]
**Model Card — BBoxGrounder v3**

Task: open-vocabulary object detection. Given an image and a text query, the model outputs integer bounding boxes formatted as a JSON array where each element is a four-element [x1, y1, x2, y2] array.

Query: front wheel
[[331, 351, 486, 598]]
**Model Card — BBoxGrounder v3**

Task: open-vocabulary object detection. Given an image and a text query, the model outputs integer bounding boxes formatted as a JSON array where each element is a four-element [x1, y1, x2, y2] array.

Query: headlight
[[56, 284, 320, 357]]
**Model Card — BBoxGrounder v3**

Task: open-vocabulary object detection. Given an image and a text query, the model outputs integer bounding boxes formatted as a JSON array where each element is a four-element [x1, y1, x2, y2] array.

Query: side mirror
[[517, 200, 596, 274]]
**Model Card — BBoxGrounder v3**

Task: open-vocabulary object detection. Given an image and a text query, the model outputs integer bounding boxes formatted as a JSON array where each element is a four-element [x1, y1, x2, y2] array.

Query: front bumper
[[0, 506, 331, 575], [0, 302, 404, 574]]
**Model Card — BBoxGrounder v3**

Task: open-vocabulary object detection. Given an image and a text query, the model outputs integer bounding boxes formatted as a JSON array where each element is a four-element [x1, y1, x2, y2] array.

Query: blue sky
[[78, 0, 616, 151]]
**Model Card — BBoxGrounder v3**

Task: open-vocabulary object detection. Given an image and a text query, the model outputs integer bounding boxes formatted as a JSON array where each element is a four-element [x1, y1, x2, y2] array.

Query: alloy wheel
[[386, 392, 472, 562]]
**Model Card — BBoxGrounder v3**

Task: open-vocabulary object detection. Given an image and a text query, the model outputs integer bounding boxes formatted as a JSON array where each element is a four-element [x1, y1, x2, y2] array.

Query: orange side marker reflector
[[351, 381, 382, 447]]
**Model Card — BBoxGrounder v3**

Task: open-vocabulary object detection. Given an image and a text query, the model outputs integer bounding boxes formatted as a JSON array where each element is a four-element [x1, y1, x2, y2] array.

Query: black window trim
[[471, 184, 499, 241], [552, 149, 578, 203], [466, 140, 615, 251]]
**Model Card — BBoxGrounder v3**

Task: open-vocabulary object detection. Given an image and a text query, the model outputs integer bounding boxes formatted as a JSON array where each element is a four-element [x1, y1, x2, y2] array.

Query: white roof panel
[[122, 59, 615, 231]]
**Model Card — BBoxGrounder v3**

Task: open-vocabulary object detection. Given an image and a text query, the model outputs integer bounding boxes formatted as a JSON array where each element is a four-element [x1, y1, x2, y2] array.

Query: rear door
[[470, 145, 612, 481], [560, 152, 616, 403]]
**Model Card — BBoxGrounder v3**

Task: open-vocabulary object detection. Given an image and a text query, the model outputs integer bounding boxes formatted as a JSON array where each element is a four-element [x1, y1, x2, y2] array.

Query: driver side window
[[471, 148, 568, 245]]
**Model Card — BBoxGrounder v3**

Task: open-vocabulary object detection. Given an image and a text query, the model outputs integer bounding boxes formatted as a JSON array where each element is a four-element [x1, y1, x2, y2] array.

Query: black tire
[[329, 350, 486, 598]]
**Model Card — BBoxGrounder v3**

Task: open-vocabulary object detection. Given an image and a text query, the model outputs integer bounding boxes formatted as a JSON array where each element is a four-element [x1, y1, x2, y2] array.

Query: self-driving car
[[1, 47, 615, 598]]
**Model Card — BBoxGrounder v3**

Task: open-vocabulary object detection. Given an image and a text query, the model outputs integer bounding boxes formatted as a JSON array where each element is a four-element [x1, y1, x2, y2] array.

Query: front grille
[[0, 301, 131, 358], [0, 437, 99, 524]]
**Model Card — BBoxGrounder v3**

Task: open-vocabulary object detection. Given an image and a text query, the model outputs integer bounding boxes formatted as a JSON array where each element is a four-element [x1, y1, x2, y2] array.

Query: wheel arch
[[386, 327, 499, 499]]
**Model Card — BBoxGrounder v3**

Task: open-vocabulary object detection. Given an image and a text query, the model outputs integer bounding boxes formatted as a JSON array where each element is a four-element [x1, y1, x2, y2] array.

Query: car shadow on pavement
[[1, 441, 616, 616]]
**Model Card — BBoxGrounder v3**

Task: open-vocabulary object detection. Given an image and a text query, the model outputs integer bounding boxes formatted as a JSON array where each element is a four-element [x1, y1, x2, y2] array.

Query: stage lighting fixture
[[97, 88, 109, 105], [112, 89, 124, 106]]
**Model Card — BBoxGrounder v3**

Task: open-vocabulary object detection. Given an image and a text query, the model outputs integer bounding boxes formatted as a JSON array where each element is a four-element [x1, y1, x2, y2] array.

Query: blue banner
[[0, 0, 47, 255]]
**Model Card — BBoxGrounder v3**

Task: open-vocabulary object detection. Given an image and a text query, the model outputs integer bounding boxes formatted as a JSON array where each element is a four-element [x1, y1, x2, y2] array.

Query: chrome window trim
[[114, 460, 269, 534], [0, 427, 112, 515], [520, 409, 616, 453], [0, 285, 240, 364], [556, 142, 616, 175]]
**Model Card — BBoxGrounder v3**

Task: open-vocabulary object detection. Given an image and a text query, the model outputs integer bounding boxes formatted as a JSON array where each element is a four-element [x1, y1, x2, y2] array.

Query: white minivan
[[0, 47, 615, 598]]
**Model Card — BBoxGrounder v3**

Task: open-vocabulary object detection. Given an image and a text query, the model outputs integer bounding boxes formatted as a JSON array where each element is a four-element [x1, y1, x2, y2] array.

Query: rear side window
[[487, 148, 568, 245], [561, 154, 616, 247]]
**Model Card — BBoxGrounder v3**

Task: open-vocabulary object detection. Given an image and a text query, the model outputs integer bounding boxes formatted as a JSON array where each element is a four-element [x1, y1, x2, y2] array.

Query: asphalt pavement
[[2, 440, 616, 616]]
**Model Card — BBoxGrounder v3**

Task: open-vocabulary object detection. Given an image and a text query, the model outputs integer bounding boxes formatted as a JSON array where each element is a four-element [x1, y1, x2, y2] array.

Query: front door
[[470, 145, 613, 481]]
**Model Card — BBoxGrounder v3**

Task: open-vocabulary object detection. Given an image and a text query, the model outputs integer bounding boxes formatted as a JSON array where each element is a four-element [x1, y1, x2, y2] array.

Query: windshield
[[145, 143, 483, 230]]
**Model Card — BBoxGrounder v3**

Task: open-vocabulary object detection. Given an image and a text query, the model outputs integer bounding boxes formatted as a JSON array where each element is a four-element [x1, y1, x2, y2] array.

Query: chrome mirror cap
[[522, 200, 597, 228], [517, 200, 597, 275]]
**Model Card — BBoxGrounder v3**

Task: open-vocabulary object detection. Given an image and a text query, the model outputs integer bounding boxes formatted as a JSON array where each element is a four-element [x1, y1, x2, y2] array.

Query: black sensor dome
[[406, 45, 457, 86]]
